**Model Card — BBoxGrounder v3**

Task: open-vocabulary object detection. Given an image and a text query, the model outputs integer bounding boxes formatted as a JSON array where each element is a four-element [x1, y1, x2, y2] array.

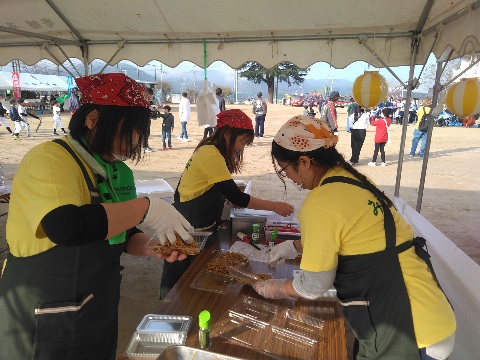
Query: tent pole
[[82, 42, 89, 76], [98, 41, 126, 75], [415, 61, 443, 212], [394, 37, 420, 197], [42, 45, 77, 78]]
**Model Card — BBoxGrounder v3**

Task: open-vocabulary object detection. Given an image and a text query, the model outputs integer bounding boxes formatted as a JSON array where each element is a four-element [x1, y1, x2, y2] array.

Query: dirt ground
[[0, 103, 479, 357]]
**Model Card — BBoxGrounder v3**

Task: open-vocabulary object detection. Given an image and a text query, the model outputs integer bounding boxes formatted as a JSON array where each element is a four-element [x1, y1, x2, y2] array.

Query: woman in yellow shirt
[[254, 115, 456, 360]]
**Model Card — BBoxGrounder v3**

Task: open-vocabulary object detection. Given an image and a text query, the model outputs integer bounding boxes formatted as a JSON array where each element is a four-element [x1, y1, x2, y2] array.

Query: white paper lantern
[[352, 71, 388, 108], [445, 78, 480, 118]]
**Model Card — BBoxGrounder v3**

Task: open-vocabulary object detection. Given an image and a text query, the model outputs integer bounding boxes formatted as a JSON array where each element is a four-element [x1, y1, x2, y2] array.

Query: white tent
[[0, 71, 68, 92], [1, 1, 479, 358], [0, 0, 478, 71]]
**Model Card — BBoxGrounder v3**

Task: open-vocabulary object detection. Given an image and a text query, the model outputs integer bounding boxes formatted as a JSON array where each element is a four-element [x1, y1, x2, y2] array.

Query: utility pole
[[193, 66, 196, 103], [160, 63, 163, 100], [234, 69, 238, 104]]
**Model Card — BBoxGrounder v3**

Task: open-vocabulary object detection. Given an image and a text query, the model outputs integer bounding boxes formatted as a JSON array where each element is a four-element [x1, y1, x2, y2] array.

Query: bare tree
[[420, 59, 461, 92], [19, 60, 56, 74]]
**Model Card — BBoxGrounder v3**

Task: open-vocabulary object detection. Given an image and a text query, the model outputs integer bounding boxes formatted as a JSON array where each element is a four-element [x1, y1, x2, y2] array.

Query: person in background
[[159, 105, 174, 150], [144, 87, 157, 153], [319, 90, 340, 135], [0, 95, 13, 135], [17, 99, 32, 138], [51, 100, 67, 136], [160, 109, 294, 298], [0, 73, 193, 360], [9, 98, 22, 140], [254, 115, 455, 360], [368, 107, 392, 166], [56, 94, 65, 112], [410, 99, 432, 157], [69, 87, 81, 114], [252, 92, 267, 138], [178, 92, 191, 142], [203, 87, 224, 138], [346, 97, 358, 133], [348, 107, 370, 165]]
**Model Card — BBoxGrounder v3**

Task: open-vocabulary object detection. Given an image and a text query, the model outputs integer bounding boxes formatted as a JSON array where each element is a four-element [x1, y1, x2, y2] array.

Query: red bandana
[[216, 109, 253, 130], [76, 73, 150, 108]]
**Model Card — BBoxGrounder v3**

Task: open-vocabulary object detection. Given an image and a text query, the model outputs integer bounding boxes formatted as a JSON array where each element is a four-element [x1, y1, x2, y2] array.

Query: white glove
[[142, 197, 194, 245], [253, 279, 293, 299], [269, 240, 300, 263]]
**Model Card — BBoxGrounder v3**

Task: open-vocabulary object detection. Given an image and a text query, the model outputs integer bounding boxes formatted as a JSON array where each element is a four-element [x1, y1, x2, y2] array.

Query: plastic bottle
[[251, 224, 260, 244], [269, 230, 277, 249], [198, 310, 211, 349], [0, 163, 6, 194]]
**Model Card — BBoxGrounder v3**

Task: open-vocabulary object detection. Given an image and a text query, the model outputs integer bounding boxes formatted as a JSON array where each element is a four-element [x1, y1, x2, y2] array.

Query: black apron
[[159, 174, 224, 298], [0, 139, 127, 360], [322, 176, 443, 360]]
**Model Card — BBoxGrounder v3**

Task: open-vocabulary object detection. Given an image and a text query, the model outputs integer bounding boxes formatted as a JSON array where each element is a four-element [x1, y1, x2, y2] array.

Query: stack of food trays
[[124, 315, 192, 357], [190, 251, 251, 294], [216, 296, 326, 359]]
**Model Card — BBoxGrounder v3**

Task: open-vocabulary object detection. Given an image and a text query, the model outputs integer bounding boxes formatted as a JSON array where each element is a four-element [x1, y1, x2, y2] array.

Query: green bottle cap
[[199, 310, 211, 329], [269, 232, 277, 241], [252, 224, 260, 231]]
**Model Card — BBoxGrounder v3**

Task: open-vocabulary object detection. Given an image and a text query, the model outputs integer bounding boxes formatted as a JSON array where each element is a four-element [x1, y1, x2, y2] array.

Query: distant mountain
[[33, 60, 354, 101]]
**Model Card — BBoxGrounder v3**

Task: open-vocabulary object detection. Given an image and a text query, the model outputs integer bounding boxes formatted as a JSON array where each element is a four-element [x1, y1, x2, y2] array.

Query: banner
[[12, 72, 21, 99], [66, 75, 74, 96]]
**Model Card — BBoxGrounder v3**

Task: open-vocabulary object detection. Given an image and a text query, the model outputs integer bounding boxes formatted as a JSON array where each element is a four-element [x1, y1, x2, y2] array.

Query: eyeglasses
[[276, 161, 294, 178]]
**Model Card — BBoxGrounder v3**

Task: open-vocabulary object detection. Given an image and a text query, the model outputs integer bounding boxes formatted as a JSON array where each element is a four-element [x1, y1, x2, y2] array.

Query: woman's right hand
[[273, 202, 294, 217], [142, 197, 194, 245], [269, 240, 300, 263]]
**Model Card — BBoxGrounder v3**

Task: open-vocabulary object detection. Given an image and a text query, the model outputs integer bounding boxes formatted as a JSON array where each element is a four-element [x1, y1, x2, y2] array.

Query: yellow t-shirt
[[177, 145, 232, 202], [299, 166, 455, 348], [6, 138, 96, 257], [415, 106, 431, 130]]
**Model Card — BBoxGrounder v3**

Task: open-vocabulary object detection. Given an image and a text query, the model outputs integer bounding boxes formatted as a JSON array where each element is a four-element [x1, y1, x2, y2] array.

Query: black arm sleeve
[[41, 204, 109, 247], [214, 179, 250, 208]]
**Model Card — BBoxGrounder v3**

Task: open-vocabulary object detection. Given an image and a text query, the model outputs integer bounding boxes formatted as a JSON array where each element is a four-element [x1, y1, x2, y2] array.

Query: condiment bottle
[[269, 229, 278, 249], [251, 224, 260, 244], [198, 310, 211, 349]]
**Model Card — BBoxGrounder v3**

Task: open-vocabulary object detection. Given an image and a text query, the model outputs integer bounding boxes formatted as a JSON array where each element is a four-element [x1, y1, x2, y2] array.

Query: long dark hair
[[196, 126, 254, 173], [69, 104, 150, 163], [271, 141, 393, 207]]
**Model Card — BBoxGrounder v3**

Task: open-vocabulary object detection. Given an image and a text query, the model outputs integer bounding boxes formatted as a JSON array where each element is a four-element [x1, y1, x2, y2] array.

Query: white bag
[[196, 79, 219, 127]]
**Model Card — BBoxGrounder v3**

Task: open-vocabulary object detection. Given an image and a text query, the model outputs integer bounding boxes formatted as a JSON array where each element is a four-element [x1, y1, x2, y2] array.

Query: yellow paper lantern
[[352, 71, 388, 108], [445, 78, 480, 118]]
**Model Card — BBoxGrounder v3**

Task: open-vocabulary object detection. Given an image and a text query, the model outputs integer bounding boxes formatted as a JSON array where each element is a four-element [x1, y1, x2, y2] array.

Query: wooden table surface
[[119, 223, 347, 360]]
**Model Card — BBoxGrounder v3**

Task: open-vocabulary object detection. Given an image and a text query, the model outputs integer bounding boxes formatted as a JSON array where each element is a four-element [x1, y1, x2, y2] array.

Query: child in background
[[51, 100, 67, 135], [159, 105, 174, 150], [368, 108, 392, 166], [9, 98, 22, 140], [17, 99, 32, 138]]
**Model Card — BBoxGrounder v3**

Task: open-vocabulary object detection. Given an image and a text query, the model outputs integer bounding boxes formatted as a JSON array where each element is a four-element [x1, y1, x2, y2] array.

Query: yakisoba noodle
[[150, 234, 199, 256], [205, 252, 248, 275], [235, 273, 273, 285]]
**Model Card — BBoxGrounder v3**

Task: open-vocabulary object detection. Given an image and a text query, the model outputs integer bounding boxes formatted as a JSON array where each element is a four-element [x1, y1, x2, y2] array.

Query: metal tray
[[157, 345, 245, 360], [125, 331, 187, 357], [137, 314, 192, 333]]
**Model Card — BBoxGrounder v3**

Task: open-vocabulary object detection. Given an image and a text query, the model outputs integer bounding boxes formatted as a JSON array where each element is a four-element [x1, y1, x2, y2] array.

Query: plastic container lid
[[199, 310, 211, 329], [252, 224, 260, 231]]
